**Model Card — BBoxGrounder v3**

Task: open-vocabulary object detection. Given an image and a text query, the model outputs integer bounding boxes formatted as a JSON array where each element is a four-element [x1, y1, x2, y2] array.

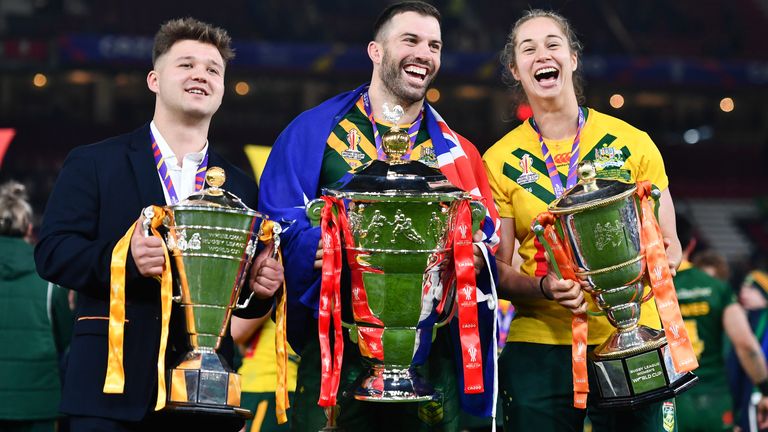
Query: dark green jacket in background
[[0, 236, 72, 420]]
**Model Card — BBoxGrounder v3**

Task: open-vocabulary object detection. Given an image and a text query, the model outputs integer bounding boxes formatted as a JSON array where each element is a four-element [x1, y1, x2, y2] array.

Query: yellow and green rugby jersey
[[239, 319, 299, 393], [483, 107, 668, 345], [319, 98, 437, 188], [675, 261, 736, 392]]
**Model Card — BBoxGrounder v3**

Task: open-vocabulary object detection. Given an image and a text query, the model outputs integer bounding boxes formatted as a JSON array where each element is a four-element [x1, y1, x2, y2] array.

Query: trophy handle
[[306, 198, 326, 227], [142, 206, 155, 237], [469, 200, 486, 234], [650, 185, 662, 220], [531, 221, 565, 280], [269, 222, 282, 259], [235, 221, 284, 310]]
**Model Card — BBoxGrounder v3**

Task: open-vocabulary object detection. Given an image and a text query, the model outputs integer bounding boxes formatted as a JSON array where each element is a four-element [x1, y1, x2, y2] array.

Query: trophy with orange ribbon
[[104, 167, 288, 421], [532, 161, 698, 409], [305, 103, 488, 410]]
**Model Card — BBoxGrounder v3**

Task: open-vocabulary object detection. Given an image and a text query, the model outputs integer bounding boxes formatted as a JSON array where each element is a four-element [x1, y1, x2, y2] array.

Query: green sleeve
[[49, 284, 74, 354]]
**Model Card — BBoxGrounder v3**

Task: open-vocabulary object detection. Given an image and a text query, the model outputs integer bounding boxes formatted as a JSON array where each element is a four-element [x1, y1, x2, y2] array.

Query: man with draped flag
[[34, 18, 283, 432], [259, 2, 501, 430]]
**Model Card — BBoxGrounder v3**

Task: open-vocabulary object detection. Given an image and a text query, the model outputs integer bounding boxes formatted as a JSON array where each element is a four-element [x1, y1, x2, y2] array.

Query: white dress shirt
[[150, 121, 209, 205]]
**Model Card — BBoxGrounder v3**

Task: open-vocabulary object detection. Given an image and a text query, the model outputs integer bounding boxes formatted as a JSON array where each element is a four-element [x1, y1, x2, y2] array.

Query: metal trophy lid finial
[[205, 166, 226, 196], [381, 103, 410, 165], [174, 166, 254, 211], [578, 160, 599, 193]]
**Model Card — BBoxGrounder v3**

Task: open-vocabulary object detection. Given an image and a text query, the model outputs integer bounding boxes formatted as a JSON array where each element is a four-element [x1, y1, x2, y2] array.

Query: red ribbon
[[318, 197, 344, 407], [336, 205, 385, 361], [454, 200, 484, 394], [636, 182, 698, 373], [535, 212, 589, 409]]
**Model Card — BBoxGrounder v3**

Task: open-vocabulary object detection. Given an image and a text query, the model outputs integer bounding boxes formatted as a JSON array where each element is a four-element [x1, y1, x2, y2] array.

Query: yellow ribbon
[[258, 220, 289, 424], [104, 205, 174, 411]]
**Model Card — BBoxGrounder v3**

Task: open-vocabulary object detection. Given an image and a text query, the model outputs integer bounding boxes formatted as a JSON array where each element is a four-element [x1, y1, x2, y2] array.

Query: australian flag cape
[[259, 83, 501, 417]]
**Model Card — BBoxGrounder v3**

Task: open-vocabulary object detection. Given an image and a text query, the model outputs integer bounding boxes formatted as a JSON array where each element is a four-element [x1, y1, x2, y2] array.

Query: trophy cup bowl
[[152, 167, 274, 418], [542, 162, 697, 409], [307, 118, 485, 402]]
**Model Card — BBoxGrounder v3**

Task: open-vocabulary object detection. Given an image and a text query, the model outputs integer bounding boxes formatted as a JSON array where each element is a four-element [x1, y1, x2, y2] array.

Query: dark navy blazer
[[35, 124, 269, 421]]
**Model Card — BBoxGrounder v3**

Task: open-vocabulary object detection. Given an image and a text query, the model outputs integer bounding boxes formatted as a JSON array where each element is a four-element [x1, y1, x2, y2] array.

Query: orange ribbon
[[258, 220, 290, 424], [104, 205, 173, 411], [533, 213, 589, 408], [636, 182, 699, 373]]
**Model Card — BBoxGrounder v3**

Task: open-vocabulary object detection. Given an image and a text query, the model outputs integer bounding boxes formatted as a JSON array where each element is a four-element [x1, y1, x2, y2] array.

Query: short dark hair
[[372, 1, 441, 41], [692, 250, 730, 280], [676, 213, 694, 250], [152, 17, 234, 66]]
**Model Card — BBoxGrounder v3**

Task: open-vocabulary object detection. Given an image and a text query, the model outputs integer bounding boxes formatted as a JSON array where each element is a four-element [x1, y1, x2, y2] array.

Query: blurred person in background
[[729, 252, 768, 431], [231, 313, 299, 432], [0, 181, 73, 432], [258, 1, 501, 430], [483, 8, 683, 432], [693, 250, 731, 282], [33, 17, 283, 432], [674, 215, 768, 431]]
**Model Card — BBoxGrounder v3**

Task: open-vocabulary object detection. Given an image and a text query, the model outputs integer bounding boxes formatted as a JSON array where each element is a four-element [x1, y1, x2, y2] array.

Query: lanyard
[[361, 91, 423, 161], [530, 108, 585, 198], [150, 130, 209, 204]]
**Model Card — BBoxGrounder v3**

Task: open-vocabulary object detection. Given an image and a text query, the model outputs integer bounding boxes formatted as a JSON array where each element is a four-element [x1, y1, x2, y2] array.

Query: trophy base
[[165, 349, 252, 419], [354, 365, 436, 402], [163, 403, 253, 419], [588, 326, 698, 409]]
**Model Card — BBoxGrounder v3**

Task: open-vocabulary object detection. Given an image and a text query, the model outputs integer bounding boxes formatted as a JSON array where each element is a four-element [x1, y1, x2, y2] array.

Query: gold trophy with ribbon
[[105, 167, 286, 420], [306, 102, 489, 415], [532, 162, 698, 409]]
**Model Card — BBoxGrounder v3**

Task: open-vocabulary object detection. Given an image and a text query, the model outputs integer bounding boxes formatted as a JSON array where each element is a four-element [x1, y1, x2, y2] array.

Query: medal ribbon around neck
[[150, 130, 209, 204], [361, 91, 423, 161], [531, 108, 585, 198]]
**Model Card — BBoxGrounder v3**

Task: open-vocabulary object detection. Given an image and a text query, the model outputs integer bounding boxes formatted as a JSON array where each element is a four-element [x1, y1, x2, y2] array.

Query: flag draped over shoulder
[[258, 83, 501, 416]]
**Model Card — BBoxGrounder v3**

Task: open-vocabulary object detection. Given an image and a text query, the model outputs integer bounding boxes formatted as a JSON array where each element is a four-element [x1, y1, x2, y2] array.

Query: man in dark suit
[[34, 18, 282, 431]]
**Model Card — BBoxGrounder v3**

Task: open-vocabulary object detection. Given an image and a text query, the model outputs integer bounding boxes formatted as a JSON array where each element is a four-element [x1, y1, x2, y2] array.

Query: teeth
[[535, 67, 557, 77], [404, 65, 427, 76], [187, 89, 206, 95]]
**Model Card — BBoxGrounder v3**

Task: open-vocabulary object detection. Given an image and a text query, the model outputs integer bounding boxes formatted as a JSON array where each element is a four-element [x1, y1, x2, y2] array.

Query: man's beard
[[379, 50, 434, 106]]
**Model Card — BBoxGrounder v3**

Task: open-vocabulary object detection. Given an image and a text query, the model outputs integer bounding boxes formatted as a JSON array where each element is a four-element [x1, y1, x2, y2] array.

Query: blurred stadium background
[[0, 0, 766, 285]]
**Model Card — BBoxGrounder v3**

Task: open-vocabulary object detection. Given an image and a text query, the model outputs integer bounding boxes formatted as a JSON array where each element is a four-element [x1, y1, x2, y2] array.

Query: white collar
[[150, 121, 208, 167]]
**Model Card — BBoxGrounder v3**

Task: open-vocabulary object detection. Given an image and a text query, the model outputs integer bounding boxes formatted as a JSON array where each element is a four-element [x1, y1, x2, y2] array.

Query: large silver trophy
[[533, 162, 697, 409], [146, 167, 279, 418], [306, 105, 487, 402]]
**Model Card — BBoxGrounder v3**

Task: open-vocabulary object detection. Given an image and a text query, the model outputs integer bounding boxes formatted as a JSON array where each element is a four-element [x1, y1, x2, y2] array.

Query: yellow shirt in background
[[239, 319, 299, 393]]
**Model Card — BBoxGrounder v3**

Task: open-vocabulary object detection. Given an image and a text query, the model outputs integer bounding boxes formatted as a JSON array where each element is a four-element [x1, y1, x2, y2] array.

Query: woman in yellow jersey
[[482, 10, 683, 432], [232, 314, 298, 432]]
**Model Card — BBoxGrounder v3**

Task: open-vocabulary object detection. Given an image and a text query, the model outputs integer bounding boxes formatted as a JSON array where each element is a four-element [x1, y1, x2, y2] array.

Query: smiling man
[[258, 2, 501, 431], [34, 18, 283, 432]]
